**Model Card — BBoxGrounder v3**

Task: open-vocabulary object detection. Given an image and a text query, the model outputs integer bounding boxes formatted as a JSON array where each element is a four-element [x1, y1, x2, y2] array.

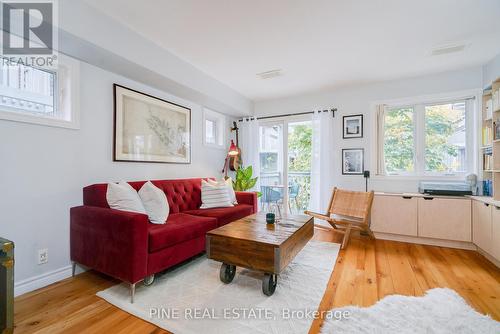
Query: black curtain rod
[[238, 108, 337, 122]]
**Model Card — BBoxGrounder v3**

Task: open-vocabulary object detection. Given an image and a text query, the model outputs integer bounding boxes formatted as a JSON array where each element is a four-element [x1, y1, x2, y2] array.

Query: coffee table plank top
[[207, 213, 314, 275], [207, 213, 313, 246]]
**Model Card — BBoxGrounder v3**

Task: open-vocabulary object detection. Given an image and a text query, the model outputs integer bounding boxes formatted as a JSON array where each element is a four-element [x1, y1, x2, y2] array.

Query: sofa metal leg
[[71, 262, 76, 277], [130, 283, 136, 303]]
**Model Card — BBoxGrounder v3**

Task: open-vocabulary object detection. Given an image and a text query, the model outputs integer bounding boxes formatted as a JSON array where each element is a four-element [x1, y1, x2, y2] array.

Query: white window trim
[[369, 89, 481, 181], [203, 107, 226, 149], [0, 54, 80, 129]]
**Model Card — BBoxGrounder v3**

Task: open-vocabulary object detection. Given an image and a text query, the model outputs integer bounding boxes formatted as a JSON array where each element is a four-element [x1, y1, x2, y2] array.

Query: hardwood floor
[[14, 229, 500, 333]]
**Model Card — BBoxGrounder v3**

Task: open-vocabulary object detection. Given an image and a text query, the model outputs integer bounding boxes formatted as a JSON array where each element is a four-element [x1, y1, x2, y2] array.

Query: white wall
[[254, 67, 483, 199], [483, 53, 500, 87], [0, 61, 232, 295]]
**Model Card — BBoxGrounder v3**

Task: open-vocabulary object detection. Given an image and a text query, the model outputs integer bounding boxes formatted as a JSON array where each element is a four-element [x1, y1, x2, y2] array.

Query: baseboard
[[14, 265, 73, 297], [374, 232, 477, 251], [476, 247, 500, 268]]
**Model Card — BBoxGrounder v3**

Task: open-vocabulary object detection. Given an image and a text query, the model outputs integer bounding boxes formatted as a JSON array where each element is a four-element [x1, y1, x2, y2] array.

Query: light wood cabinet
[[491, 205, 500, 259], [371, 195, 417, 236], [417, 197, 471, 242], [472, 200, 493, 253]]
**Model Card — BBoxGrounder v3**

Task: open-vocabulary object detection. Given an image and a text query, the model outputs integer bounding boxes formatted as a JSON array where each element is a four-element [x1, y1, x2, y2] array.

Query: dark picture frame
[[113, 84, 191, 164], [343, 114, 363, 139], [342, 148, 364, 175]]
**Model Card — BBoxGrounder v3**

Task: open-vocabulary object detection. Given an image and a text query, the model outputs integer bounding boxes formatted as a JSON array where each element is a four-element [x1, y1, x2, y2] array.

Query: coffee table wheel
[[220, 263, 236, 284], [262, 273, 277, 296]]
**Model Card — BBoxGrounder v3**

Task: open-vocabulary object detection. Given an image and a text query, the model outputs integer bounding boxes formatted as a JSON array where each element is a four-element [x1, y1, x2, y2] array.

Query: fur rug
[[321, 288, 500, 334], [98, 241, 340, 334]]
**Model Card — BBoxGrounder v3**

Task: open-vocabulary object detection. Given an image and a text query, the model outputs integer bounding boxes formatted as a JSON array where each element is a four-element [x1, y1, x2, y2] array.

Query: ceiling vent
[[256, 69, 282, 79], [431, 43, 467, 56]]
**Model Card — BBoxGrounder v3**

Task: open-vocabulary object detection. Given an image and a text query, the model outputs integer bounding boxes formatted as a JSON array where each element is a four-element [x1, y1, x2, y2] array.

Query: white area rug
[[97, 241, 340, 334], [321, 288, 500, 334]]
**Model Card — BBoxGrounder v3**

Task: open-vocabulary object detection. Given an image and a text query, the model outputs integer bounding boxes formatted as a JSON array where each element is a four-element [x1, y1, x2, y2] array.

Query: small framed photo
[[342, 148, 364, 175], [343, 114, 363, 139]]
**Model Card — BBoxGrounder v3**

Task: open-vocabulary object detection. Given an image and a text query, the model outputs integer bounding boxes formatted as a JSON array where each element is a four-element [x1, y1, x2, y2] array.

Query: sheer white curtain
[[238, 118, 261, 192], [309, 111, 334, 212]]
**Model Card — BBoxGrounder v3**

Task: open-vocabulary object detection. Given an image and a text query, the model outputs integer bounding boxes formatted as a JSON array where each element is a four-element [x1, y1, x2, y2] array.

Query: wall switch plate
[[38, 248, 48, 265]]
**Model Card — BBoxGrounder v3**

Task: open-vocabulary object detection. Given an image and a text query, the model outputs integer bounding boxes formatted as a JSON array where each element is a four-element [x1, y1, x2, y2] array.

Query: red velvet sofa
[[70, 178, 257, 302]]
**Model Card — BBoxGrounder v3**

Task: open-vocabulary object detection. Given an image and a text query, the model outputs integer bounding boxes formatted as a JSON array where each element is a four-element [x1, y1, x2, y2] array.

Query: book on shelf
[[483, 154, 493, 171], [482, 180, 493, 197], [493, 88, 500, 111], [482, 126, 492, 145], [485, 98, 493, 119], [495, 119, 500, 140]]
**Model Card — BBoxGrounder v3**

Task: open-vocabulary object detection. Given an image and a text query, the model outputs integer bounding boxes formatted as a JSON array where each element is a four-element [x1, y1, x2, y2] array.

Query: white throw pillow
[[138, 181, 169, 224], [106, 182, 146, 214], [225, 177, 238, 205], [207, 178, 238, 205], [200, 180, 234, 209]]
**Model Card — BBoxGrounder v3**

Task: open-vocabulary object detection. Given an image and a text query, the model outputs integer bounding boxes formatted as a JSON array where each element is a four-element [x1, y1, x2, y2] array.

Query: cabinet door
[[472, 200, 492, 253], [491, 205, 500, 260], [371, 195, 417, 236], [418, 197, 471, 242]]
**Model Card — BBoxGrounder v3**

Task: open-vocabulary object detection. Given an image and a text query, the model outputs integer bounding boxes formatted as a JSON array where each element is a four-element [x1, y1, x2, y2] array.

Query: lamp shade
[[228, 140, 239, 156]]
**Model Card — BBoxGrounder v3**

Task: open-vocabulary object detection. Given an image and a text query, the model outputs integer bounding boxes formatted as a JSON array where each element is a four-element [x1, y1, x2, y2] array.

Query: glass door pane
[[259, 123, 284, 213], [287, 121, 312, 213]]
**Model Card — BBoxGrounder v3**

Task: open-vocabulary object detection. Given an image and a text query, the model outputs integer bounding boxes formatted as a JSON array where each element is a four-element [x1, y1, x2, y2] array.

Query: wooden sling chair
[[305, 187, 375, 249]]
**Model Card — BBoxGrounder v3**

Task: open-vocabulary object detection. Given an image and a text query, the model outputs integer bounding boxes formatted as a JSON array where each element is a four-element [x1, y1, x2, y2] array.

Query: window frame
[[202, 107, 226, 149], [0, 54, 80, 129], [371, 90, 480, 181]]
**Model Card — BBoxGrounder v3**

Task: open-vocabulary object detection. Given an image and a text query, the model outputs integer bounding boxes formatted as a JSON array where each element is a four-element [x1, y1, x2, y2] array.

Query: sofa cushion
[[184, 204, 253, 226], [148, 213, 217, 252]]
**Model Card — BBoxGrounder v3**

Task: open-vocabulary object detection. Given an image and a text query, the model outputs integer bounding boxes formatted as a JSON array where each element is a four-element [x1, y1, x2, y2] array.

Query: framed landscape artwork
[[113, 84, 191, 163], [343, 114, 363, 139], [342, 148, 364, 175]]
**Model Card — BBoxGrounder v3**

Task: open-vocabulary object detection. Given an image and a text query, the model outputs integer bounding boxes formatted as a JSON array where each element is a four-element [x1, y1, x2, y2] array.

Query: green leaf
[[243, 166, 253, 180], [247, 177, 257, 189]]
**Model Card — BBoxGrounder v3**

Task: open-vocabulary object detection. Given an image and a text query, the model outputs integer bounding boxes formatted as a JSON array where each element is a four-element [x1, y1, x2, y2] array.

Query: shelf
[[481, 145, 492, 149], [483, 170, 500, 173]]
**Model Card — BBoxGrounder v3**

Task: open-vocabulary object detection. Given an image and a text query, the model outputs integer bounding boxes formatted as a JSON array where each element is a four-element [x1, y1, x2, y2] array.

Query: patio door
[[258, 116, 312, 213]]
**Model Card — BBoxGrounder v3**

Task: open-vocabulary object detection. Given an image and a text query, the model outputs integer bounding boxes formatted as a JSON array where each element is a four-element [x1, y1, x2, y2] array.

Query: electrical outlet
[[38, 248, 48, 265]]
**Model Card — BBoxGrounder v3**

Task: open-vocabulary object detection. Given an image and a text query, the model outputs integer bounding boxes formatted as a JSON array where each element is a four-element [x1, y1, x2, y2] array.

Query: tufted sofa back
[[83, 178, 206, 214]]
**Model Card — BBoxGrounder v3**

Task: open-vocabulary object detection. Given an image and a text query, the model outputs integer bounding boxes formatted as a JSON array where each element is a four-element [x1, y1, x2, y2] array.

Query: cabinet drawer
[[371, 195, 417, 236], [473, 200, 493, 253], [491, 205, 500, 260], [418, 197, 471, 242]]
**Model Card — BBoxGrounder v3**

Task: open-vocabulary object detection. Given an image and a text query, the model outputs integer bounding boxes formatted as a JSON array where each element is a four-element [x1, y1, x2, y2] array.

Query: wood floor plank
[[384, 240, 423, 296], [13, 229, 500, 334], [374, 239, 395, 300]]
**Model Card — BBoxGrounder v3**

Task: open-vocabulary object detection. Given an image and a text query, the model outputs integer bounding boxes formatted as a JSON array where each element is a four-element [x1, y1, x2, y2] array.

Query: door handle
[[484, 203, 490, 207], [423, 197, 434, 200], [402, 196, 412, 199], [495, 206, 500, 210]]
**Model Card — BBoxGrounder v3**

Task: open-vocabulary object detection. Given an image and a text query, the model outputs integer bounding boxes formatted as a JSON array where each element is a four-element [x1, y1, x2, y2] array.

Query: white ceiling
[[83, 0, 500, 101]]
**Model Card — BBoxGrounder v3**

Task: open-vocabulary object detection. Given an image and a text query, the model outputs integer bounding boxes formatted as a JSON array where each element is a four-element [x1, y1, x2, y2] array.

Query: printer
[[418, 181, 473, 196]]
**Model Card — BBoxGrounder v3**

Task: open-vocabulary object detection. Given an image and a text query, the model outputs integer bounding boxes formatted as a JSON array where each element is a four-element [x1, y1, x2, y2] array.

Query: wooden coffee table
[[206, 213, 313, 296]]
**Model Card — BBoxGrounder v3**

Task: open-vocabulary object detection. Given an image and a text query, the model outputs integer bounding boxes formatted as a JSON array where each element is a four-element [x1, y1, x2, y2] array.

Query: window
[[203, 108, 225, 148], [376, 94, 476, 177], [383, 107, 415, 174], [0, 54, 80, 128], [205, 119, 216, 144], [424, 102, 466, 173]]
